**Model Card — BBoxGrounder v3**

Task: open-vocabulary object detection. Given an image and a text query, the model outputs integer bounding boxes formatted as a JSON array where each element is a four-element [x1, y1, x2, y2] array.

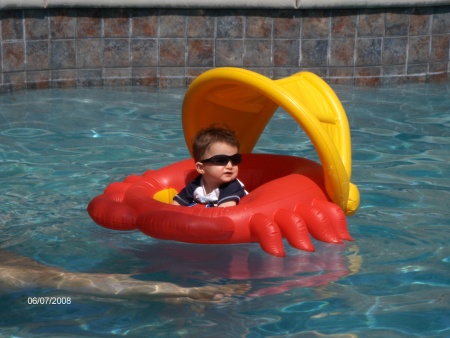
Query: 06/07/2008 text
[[27, 297, 71, 305]]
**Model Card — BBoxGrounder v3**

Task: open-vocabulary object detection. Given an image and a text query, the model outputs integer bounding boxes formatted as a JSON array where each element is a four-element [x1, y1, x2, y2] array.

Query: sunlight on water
[[0, 84, 449, 337]]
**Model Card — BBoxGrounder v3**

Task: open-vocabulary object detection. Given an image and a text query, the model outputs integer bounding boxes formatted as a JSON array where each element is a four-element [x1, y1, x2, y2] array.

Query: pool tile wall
[[0, 6, 449, 92]]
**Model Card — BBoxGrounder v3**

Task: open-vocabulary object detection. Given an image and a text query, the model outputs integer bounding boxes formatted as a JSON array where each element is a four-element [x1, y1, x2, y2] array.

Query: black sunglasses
[[200, 154, 242, 166]]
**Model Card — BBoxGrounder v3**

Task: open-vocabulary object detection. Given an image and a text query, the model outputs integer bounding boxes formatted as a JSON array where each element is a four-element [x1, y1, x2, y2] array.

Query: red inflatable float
[[88, 154, 351, 257], [87, 68, 360, 257]]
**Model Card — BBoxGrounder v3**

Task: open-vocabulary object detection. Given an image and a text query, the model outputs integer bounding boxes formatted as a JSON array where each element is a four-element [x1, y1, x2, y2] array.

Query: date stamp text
[[27, 296, 72, 305]]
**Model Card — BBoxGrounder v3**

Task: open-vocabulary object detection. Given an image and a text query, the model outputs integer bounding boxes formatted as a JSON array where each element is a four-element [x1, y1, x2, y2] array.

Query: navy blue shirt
[[173, 175, 247, 207]]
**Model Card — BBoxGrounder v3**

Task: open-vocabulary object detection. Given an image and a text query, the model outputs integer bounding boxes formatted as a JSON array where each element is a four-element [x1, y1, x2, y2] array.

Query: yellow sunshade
[[182, 67, 359, 215]]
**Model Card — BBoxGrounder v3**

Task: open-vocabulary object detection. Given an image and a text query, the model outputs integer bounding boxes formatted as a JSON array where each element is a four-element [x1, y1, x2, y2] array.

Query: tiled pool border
[[0, 6, 449, 92]]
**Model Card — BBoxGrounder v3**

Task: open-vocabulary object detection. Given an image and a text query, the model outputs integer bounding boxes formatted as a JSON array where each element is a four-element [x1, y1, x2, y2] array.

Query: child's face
[[196, 142, 239, 188]]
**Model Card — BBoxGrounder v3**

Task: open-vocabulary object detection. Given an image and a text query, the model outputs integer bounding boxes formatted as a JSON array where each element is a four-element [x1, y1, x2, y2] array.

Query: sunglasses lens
[[205, 156, 220, 165], [203, 154, 242, 165], [211, 155, 229, 165], [230, 154, 242, 165]]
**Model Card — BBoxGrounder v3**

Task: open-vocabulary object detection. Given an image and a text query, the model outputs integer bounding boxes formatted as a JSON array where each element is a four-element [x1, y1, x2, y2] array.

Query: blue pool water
[[0, 83, 449, 337]]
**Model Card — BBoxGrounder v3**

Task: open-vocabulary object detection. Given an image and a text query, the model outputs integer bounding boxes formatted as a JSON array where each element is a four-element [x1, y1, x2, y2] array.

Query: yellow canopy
[[182, 67, 359, 215]]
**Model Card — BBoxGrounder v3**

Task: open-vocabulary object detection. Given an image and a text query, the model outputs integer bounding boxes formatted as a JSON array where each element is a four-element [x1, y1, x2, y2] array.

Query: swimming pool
[[0, 83, 449, 336]]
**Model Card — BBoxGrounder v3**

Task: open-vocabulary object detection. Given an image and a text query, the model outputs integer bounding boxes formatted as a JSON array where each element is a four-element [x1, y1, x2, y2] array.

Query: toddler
[[173, 125, 247, 207]]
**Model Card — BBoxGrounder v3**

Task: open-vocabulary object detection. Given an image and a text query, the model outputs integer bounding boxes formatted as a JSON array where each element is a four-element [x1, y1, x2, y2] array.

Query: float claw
[[250, 213, 285, 257], [312, 199, 353, 241], [274, 209, 315, 252], [295, 203, 342, 244]]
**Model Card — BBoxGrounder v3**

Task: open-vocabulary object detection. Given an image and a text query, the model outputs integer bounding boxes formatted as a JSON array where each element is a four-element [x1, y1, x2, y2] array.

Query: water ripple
[[1, 128, 54, 138]]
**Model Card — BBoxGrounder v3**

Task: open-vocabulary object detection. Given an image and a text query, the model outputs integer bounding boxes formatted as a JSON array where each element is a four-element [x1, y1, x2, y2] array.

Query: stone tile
[[26, 70, 50, 90], [381, 75, 407, 86], [273, 39, 299, 67], [245, 67, 271, 77], [272, 67, 301, 79], [407, 63, 428, 75], [406, 64, 428, 82], [51, 40, 76, 69], [429, 61, 447, 74], [245, 15, 272, 38], [1, 10, 24, 40], [432, 6, 450, 34], [187, 39, 214, 67], [187, 11, 215, 38], [430, 34, 449, 62], [301, 39, 328, 67], [329, 38, 355, 67], [77, 39, 103, 68], [77, 69, 103, 87], [408, 35, 430, 64], [131, 39, 158, 67], [159, 10, 186, 38], [428, 62, 449, 82], [132, 67, 158, 86], [302, 10, 330, 39], [104, 9, 130, 38], [355, 66, 381, 86], [382, 37, 407, 65], [217, 11, 244, 38], [383, 64, 406, 76], [2, 42, 25, 72], [186, 67, 212, 85], [357, 9, 384, 38], [51, 69, 77, 88], [385, 9, 409, 36], [244, 39, 271, 67], [215, 39, 244, 66], [104, 39, 130, 67], [331, 10, 357, 38], [49, 9, 76, 39], [300, 67, 327, 79], [329, 66, 353, 78], [329, 77, 355, 86], [132, 9, 158, 37], [159, 66, 185, 78], [26, 41, 49, 71], [329, 67, 355, 85], [24, 9, 49, 40], [3, 72, 26, 92], [409, 7, 432, 36], [159, 77, 187, 88], [273, 10, 301, 39], [76, 9, 102, 38], [159, 67, 187, 87], [159, 39, 186, 66], [355, 38, 382, 66], [104, 67, 131, 86]]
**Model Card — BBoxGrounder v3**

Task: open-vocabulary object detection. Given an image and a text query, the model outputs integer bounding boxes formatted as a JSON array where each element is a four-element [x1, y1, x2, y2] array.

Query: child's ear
[[195, 162, 205, 174]]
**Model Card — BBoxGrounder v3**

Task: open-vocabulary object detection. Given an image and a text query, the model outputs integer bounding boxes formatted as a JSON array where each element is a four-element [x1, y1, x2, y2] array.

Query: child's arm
[[218, 200, 237, 208], [172, 177, 200, 206]]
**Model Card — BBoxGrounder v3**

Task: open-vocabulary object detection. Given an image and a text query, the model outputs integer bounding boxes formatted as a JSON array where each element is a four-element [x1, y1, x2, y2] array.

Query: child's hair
[[192, 124, 240, 162]]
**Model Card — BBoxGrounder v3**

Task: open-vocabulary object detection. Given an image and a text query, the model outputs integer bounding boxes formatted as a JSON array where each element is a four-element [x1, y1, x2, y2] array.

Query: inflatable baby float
[[88, 67, 360, 257]]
